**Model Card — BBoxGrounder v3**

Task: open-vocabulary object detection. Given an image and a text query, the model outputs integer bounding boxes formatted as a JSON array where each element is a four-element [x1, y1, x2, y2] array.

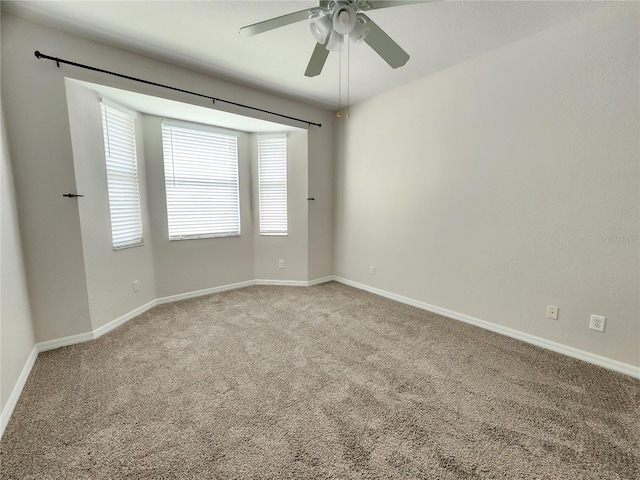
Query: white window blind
[[101, 102, 143, 250], [258, 135, 287, 235], [161, 121, 240, 240]]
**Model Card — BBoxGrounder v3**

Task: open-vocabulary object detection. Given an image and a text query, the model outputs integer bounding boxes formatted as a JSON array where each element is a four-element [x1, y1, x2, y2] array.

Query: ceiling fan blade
[[360, 14, 409, 68], [305, 40, 331, 77], [364, 0, 437, 10], [240, 8, 319, 37]]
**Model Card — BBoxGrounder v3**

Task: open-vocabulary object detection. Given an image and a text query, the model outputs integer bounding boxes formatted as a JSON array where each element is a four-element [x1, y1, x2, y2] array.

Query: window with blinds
[[101, 102, 143, 250], [161, 121, 240, 240], [258, 135, 288, 235]]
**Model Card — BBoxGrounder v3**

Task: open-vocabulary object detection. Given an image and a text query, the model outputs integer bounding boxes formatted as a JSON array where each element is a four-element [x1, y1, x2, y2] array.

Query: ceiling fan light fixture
[[326, 30, 343, 52], [349, 18, 370, 45], [309, 13, 332, 44], [332, 4, 356, 35]]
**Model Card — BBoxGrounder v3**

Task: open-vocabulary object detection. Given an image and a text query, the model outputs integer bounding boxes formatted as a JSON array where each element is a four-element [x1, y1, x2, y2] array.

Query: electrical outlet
[[546, 305, 559, 320], [369, 265, 375, 275], [278, 259, 285, 269], [589, 314, 606, 332], [132, 280, 139, 292]]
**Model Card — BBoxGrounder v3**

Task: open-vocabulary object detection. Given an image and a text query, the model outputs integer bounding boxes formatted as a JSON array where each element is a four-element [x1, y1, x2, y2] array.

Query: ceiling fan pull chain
[[346, 37, 350, 117], [338, 37, 342, 117]]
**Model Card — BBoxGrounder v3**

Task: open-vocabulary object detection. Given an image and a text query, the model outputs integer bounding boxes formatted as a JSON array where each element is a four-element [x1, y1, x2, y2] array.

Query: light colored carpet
[[1, 282, 639, 479]]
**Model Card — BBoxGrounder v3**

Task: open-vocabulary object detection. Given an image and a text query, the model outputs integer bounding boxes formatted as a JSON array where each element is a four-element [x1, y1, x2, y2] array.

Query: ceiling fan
[[240, 1, 433, 77]]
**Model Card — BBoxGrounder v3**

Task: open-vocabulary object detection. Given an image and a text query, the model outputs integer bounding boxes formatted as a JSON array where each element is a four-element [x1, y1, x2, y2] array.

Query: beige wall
[[65, 80, 157, 330], [1, 15, 93, 342], [143, 115, 255, 298], [253, 131, 309, 281], [1, 13, 335, 344], [1, 104, 36, 413], [308, 118, 335, 280], [334, 4, 640, 367]]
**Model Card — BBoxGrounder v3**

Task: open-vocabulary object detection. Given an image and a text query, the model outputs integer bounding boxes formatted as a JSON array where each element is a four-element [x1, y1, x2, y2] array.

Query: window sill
[[169, 233, 241, 241], [113, 241, 144, 251]]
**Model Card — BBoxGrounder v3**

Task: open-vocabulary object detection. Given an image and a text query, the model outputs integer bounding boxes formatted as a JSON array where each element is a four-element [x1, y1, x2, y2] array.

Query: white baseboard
[[1, 345, 37, 437], [255, 279, 309, 287], [156, 280, 256, 305], [36, 331, 95, 353], [92, 299, 158, 340], [307, 276, 335, 286], [32, 275, 640, 380], [256, 277, 334, 287], [39, 277, 334, 356], [333, 276, 640, 379]]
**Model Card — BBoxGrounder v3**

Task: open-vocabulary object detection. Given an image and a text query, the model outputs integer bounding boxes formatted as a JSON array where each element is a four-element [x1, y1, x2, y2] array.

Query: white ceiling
[[3, 1, 605, 109]]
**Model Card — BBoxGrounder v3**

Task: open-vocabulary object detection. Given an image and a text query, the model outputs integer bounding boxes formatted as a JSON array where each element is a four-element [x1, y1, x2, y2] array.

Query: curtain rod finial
[[34, 51, 42, 58]]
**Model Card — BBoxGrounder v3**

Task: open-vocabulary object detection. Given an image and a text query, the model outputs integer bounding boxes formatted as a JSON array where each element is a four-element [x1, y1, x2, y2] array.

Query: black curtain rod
[[34, 51, 322, 128]]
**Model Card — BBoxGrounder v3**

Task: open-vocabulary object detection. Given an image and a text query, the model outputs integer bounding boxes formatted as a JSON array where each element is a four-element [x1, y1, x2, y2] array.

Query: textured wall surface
[[1, 105, 35, 412], [2, 14, 93, 342], [334, 4, 640, 366]]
